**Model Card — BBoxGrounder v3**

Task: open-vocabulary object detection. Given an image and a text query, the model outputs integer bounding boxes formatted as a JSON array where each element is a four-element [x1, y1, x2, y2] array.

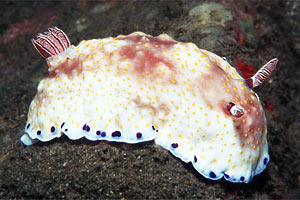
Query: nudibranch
[[21, 27, 278, 183]]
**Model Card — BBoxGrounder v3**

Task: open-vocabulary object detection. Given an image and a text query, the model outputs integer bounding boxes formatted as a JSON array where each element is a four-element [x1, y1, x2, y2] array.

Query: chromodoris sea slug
[[21, 27, 278, 183]]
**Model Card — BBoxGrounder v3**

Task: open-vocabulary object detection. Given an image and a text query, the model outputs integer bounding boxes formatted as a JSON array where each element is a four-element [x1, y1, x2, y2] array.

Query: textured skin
[[23, 32, 269, 183]]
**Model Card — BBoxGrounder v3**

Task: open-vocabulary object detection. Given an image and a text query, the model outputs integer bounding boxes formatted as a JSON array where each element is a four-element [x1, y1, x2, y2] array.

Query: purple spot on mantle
[[194, 155, 197, 163], [112, 131, 121, 137], [224, 173, 229, 179], [209, 171, 216, 178], [171, 143, 178, 148], [101, 132, 106, 137], [263, 157, 268, 165], [83, 124, 90, 132], [136, 132, 142, 139]]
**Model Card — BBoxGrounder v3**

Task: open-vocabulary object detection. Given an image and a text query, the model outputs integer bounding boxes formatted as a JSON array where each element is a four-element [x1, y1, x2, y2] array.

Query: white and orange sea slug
[[21, 27, 278, 183]]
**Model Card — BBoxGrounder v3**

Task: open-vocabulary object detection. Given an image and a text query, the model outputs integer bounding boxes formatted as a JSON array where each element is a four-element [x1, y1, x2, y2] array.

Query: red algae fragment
[[235, 58, 256, 79], [266, 99, 273, 112]]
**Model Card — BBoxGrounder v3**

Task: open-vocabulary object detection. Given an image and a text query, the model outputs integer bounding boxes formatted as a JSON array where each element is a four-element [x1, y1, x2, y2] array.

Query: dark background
[[0, 0, 299, 199]]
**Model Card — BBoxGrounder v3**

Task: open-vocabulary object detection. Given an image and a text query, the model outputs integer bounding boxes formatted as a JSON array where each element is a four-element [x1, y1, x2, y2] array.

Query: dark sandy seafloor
[[0, 0, 299, 199]]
